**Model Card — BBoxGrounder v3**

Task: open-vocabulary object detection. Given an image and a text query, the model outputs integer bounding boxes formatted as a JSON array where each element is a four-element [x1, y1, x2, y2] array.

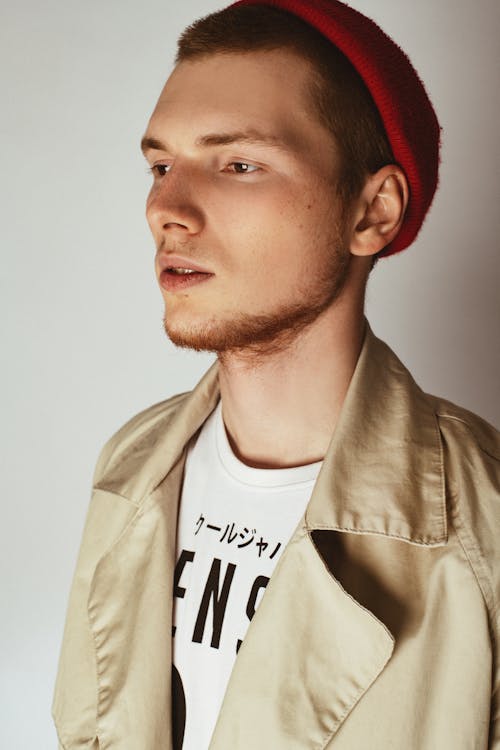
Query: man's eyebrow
[[140, 135, 166, 154], [196, 130, 290, 149], [140, 130, 291, 155]]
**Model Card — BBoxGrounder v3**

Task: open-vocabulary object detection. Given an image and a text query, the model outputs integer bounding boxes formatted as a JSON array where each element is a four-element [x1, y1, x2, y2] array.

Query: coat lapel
[[88, 461, 184, 749], [209, 524, 394, 749], [87, 364, 221, 748]]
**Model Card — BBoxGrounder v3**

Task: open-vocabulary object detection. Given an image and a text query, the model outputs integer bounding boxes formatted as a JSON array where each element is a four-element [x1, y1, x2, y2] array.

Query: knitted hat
[[231, 0, 441, 256]]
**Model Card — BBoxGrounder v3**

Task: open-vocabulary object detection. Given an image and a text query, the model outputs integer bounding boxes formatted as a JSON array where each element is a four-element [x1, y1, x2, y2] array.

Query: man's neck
[[217, 297, 366, 470]]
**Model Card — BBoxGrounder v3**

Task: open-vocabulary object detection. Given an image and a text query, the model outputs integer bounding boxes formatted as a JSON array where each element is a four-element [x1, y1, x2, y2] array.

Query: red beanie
[[231, 0, 441, 257]]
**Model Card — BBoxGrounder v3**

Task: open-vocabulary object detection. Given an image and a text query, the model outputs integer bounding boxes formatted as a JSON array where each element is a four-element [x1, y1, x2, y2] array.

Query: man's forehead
[[143, 50, 329, 155], [154, 48, 315, 113]]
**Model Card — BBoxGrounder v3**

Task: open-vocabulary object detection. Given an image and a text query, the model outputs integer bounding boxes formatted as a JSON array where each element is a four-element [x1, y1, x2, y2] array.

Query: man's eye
[[149, 164, 171, 177], [225, 162, 260, 174]]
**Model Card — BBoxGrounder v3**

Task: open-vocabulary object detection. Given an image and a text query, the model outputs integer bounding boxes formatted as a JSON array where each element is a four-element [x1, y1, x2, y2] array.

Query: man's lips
[[156, 253, 214, 292], [156, 253, 213, 275]]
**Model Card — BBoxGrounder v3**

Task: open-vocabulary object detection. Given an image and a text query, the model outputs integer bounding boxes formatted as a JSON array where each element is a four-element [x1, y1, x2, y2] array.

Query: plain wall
[[1, 0, 499, 746]]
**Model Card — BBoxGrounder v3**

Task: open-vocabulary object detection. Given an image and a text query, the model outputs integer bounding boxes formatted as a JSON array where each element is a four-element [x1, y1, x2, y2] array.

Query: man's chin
[[163, 317, 261, 354], [164, 320, 221, 353], [162, 297, 341, 357]]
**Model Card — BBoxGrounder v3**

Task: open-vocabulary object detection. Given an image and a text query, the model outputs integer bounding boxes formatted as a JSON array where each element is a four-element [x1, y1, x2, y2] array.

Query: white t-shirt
[[172, 401, 322, 749]]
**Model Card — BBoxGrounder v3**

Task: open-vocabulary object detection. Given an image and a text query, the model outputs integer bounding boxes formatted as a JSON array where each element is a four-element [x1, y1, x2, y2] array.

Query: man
[[52, 1, 500, 748]]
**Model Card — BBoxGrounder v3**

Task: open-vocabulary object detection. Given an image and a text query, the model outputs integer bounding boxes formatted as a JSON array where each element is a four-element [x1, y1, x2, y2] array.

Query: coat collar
[[306, 322, 447, 546], [97, 320, 447, 546]]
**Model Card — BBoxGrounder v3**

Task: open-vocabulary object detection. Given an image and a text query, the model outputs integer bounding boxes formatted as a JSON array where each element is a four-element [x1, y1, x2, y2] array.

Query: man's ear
[[349, 165, 409, 257]]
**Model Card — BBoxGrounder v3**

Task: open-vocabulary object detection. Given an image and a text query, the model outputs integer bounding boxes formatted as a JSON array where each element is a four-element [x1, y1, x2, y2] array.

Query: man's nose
[[146, 168, 205, 236]]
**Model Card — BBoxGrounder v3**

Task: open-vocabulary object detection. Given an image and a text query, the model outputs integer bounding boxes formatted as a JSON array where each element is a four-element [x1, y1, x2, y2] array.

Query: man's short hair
[[176, 4, 394, 216]]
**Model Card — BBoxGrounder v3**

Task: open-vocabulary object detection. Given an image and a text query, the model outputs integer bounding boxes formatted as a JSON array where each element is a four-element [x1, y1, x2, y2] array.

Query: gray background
[[1, 0, 499, 746]]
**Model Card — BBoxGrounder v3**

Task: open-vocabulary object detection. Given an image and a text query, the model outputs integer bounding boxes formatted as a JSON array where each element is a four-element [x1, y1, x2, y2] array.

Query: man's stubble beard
[[162, 232, 352, 362]]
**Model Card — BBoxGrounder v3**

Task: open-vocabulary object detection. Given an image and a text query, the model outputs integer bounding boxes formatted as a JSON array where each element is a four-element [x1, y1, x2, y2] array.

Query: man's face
[[143, 49, 353, 355]]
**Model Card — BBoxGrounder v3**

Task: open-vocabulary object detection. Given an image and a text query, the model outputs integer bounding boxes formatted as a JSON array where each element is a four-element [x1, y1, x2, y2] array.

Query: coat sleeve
[[52, 487, 138, 749], [437, 411, 500, 749], [459, 430, 500, 749], [489, 597, 500, 747], [472, 445, 500, 749]]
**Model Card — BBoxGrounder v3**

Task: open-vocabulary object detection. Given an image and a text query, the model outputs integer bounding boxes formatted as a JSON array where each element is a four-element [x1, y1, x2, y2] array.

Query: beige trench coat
[[53, 324, 500, 749]]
